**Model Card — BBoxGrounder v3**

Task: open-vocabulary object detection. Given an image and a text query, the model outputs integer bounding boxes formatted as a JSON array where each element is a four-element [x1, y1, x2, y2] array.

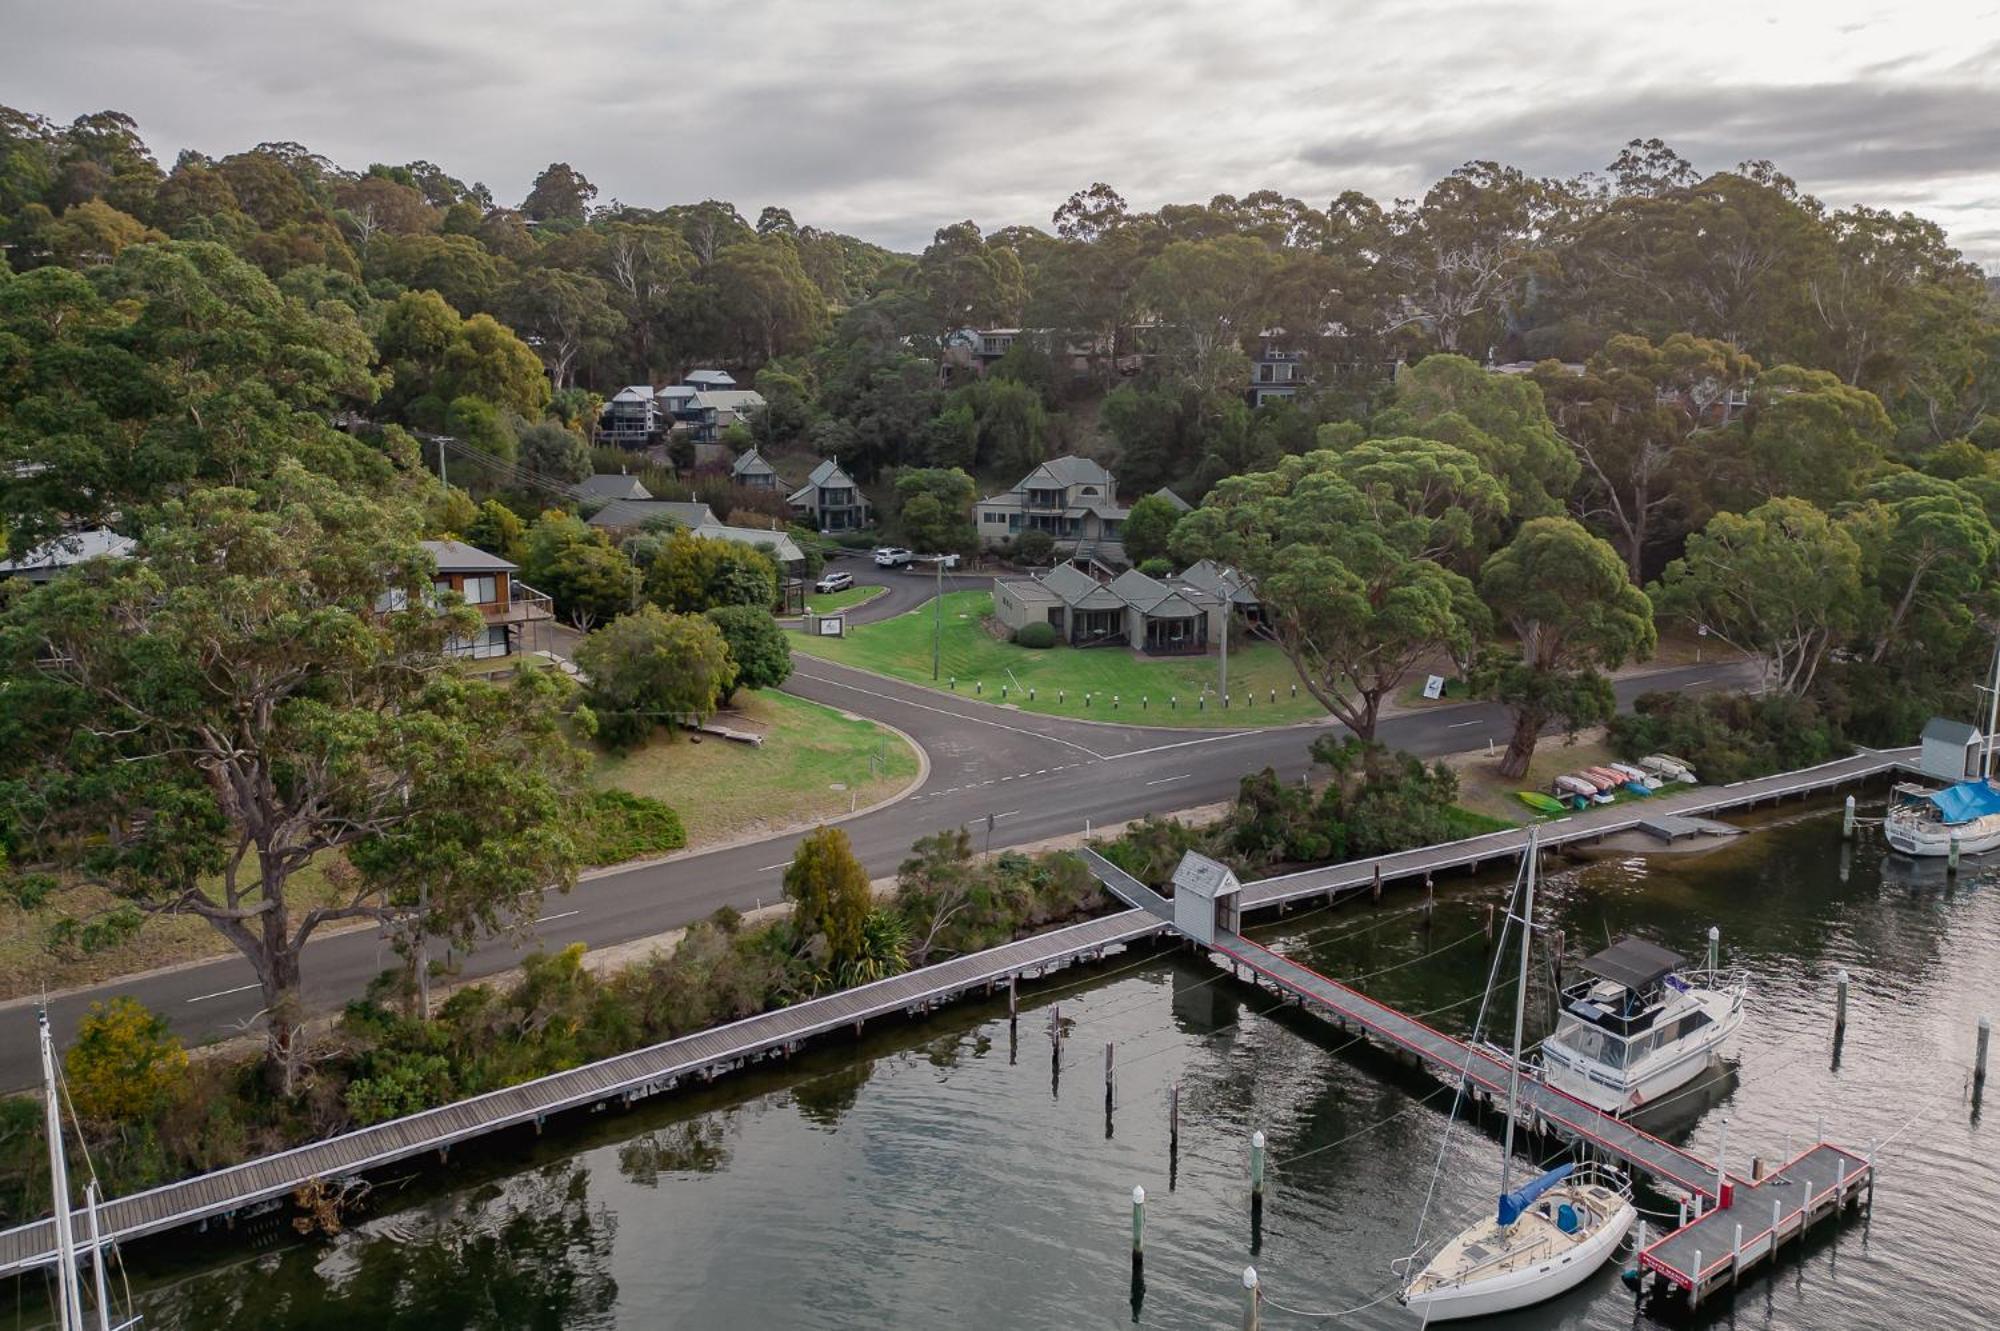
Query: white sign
[[818, 615, 844, 637], [1422, 674, 1446, 700]]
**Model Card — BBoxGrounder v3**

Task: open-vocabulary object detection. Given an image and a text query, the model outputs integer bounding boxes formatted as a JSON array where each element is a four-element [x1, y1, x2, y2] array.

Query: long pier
[[0, 910, 1169, 1278], [2, 746, 1906, 1285]]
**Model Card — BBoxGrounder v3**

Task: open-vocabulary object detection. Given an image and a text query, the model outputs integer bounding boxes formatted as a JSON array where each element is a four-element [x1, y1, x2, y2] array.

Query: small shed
[[1920, 717, 1985, 781], [1171, 851, 1241, 946]]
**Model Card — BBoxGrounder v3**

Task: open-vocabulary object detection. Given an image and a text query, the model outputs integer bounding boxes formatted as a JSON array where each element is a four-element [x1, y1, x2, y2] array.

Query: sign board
[[817, 614, 845, 637], [1422, 674, 1446, 700], [1697, 623, 1710, 638]]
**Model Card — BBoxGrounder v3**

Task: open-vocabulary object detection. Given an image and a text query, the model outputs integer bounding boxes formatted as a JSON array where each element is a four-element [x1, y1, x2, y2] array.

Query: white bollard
[[1131, 1185, 1145, 1260], [1242, 1266, 1261, 1331], [1842, 794, 1856, 839], [1250, 1129, 1266, 1200]]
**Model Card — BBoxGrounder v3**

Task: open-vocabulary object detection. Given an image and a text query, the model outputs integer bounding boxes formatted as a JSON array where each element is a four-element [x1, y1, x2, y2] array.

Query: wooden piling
[[1842, 794, 1856, 840], [1241, 1267, 1261, 1331], [1131, 1185, 1145, 1271], [1104, 1042, 1115, 1126], [1372, 863, 1382, 903], [1250, 1128, 1266, 1216], [1835, 968, 1849, 1038], [1977, 1015, 1991, 1098], [1007, 972, 1018, 1023]]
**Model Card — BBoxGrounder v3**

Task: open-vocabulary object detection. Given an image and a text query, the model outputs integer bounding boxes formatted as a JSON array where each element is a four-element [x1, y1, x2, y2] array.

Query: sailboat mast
[[1498, 830, 1538, 1205], [1985, 629, 1999, 782], [40, 1011, 85, 1331]]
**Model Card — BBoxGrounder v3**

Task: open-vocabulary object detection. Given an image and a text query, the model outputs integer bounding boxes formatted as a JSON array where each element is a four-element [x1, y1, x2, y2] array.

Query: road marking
[[186, 982, 259, 1005], [1105, 730, 1257, 762], [1687, 677, 1714, 686], [534, 910, 581, 925], [993, 810, 1021, 819], [1145, 773, 1192, 786], [1447, 719, 1480, 729], [756, 862, 790, 872], [788, 670, 1106, 758]]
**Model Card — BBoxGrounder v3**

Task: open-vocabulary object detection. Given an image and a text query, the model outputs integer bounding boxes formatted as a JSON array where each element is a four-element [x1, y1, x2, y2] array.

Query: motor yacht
[[1540, 937, 1743, 1116]]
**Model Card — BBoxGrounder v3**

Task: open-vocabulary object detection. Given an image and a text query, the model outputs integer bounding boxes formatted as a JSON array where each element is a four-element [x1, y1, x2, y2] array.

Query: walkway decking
[[1235, 747, 1916, 913], [0, 910, 1169, 1278]]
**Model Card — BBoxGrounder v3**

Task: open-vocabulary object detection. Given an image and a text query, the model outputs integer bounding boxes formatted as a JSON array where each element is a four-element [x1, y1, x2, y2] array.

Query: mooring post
[[1772, 1197, 1782, 1250], [1633, 1219, 1647, 1303], [1008, 972, 1018, 1023], [1423, 875, 1434, 927], [1170, 1081, 1181, 1147], [1732, 1223, 1743, 1281], [1706, 925, 1720, 980], [1241, 1267, 1261, 1331], [1835, 968, 1849, 1042], [1131, 1185, 1146, 1274], [1250, 1128, 1266, 1214], [1835, 1159, 1846, 1213], [1104, 1041, 1115, 1128], [1372, 863, 1382, 903], [1715, 1116, 1729, 1205], [1842, 794, 1856, 840], [1690, 1250, 1702, 1309], [1678, 1198, 1688, 1228], [1484, 901, 1495, 945]]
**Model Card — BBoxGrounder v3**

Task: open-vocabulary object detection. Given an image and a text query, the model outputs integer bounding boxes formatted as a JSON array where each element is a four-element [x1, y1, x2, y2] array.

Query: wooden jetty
[[0, 910, 1168, 1278], [0, 747, 1905, 1286]]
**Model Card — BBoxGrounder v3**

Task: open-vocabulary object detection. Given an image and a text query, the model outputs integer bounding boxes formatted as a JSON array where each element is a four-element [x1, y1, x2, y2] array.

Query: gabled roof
[[732, 447, 778, 478], [420, 538, 516, 574], [1176, 558, 1258, 606], [1580, 938, 1682, 993], [791, 458, 862, 505], [1040, 561, 1126, 611], [608, 385, 654, 405], [1019, 455, 1113, 492], [0, 527, 136, 576], [1172, 851, 1239, 900], [692, 521, 803, 565], [1152, 486, 1192, 512], [692, 389, 766, 415], [585, 499, 717, 531], [1107, 568, 1197, 617], [571, 474, 653, 502], [1922, 717, 1982, 746], [658, 384, 699, 402], [684, 369, 736, 389]]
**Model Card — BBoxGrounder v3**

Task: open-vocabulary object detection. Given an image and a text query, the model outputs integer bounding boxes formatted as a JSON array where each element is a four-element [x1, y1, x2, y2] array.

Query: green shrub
[[1013, 621, 1056, 649], [832, 531, 878, 550], [1609, 691, 1842, 784], [1138, 557, 1173, 578], [346, 1051, 454, 1125], [575, 788, 687, 864], [1015, 529, 1055, 565]]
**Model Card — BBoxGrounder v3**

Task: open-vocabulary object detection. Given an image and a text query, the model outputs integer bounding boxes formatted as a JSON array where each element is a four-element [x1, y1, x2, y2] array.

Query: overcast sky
[[8, 0, 2000, 266]]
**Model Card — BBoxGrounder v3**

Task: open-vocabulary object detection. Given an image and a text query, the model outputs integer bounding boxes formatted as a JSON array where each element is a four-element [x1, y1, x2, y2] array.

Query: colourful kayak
[[1516, 791, 1567, 814]]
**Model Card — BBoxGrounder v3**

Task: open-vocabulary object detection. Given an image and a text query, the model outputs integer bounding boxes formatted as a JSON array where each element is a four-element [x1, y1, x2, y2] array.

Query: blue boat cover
[[1497, 1163, 1574, 1226], [1926, 781, 2000, 825]]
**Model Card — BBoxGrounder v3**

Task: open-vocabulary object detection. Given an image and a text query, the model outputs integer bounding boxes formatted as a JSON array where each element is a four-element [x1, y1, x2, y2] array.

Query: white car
[[873, 547, 913, 567], [814, 571, 854, 593]]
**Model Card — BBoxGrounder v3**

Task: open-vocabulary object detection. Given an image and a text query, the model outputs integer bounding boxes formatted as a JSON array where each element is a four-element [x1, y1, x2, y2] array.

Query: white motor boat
[[1400, 1163, 1636, 1321], [1401, 830, 1637, 1322], [1540, 937, 1744, 1116], [1608, 762, 1661, 791]]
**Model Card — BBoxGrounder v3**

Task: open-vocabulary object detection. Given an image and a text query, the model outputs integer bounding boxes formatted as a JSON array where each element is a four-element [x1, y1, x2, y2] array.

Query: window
[[374, 588, 409, 612], [459, 575, 498, 605], [434, 578, 455, 599], [445, 626, 509, 659]]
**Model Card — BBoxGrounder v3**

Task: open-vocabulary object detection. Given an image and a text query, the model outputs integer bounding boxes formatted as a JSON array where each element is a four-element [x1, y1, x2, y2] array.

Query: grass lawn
[[592, 689, 921, 848], [0, 858, 349, 1004], [791, 591, 1326, 727], [805, 584, 886, 616]]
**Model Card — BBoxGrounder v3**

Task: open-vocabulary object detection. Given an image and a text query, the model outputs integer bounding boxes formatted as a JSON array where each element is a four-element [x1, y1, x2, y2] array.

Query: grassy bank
[[591, 691, 920, 847], [791, 591, 1324, 727], [804, 584, 886, 616]]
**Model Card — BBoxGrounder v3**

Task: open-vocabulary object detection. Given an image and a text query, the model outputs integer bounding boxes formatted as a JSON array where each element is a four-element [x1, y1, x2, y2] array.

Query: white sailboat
[[39, 1010, 142, 1331], [1400, 831, 1636, 1322]]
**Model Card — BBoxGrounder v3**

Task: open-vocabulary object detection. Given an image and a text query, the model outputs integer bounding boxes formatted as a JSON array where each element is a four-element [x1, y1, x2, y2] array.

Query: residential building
[[1152, 487, 1192, 514], [585, 498, 718, 535], [992, 563, 1209, 654], [419, 539, 553, 660], [974, 456, 1128, 560], [788, 458, 870, 532], [1169, 559, 1262, 630], [571, 473, 653, 504], [732, 447, 781, 489], [0, 527, 135, 583], [1249, 332, 1308, 407], [692, 521, 806, 575], [685, 369, 737, 391], [686, 389, 767, 445], [599, 386, 659, 448]]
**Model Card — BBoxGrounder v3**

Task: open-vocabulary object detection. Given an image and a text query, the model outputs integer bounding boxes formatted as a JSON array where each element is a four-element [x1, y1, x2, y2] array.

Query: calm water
[[18, 799, 2000, 1329]]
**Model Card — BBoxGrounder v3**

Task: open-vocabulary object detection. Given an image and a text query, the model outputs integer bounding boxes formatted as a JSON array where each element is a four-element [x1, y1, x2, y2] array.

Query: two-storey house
[[788, 458, 870, 532], [731, 447, 781, 489], [974, 456, 1129, 559], [418, 539, 553, 660]]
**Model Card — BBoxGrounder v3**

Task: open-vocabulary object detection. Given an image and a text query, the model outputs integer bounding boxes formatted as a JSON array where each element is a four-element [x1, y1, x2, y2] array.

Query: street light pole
[[932, 554, 943, 681]]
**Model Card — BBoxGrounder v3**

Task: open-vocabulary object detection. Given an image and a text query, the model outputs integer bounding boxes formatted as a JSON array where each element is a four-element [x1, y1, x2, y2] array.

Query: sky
[[6, 0, 2000, 267]]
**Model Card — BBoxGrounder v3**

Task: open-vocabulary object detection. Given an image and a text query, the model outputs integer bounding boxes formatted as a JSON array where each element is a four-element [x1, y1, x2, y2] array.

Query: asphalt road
[[818, 551, 994, 624], [0, 646, 1755, 1088]]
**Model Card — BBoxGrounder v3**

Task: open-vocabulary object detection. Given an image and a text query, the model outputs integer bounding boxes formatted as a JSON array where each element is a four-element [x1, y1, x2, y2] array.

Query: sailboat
[[39, 1010, 142, 1331], [1400, 831, 1636, 1322]]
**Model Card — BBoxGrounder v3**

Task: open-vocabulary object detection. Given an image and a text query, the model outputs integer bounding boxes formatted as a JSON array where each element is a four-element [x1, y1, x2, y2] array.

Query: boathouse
[[1918, 716, 1984, 781], [1171, 851, 1240, 945]]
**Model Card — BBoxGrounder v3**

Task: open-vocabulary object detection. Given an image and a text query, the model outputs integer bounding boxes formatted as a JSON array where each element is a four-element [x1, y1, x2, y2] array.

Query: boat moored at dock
[[1540, 937, 1744, 1116]]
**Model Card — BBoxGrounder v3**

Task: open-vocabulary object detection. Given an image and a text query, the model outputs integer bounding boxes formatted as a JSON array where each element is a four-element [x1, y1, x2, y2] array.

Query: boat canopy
[[1925, 780, 2000, 825], [1579, 938, 1682, 993], [1497, 1163, 1574, 1226]]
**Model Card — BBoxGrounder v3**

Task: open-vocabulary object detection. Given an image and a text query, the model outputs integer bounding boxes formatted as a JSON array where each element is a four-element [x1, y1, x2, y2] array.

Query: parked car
[[814, 571, 854, 594], [873, 547, 913, 567]]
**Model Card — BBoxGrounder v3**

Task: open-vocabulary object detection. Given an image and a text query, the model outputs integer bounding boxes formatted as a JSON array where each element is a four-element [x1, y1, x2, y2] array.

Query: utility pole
[[932, 554, 943, 681], [436, 435, 448, 489], [1220, 605, 1229, 703]]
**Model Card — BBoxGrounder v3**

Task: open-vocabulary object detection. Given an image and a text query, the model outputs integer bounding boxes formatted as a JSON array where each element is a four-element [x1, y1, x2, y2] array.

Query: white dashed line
[[756, 862, 789, 872], [993, 810, 1021, 819], [534, 910, 581, 925], [1447, 720, 1480, 729], [186, 982, 260, 1005], [1144, 773, 1192, 786]]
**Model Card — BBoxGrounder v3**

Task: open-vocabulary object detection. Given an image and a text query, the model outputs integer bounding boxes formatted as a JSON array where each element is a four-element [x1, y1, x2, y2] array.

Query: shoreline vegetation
[[0, 738, 1505, 1227]]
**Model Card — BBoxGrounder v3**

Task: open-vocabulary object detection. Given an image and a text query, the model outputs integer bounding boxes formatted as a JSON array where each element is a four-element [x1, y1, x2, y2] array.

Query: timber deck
[[0, 910, 1168, 1278]]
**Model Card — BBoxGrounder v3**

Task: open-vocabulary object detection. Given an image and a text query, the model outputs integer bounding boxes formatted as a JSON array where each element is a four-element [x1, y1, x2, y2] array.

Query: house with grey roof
[[598, 385, 660, 448], [585, 498, 718, 534], [975, 456, 1129, 562], [691, 521, 806, 574], [0, 527, 136, 583], [788, 458, 870, 532], [686, 389, 767, 444], [571, 473, 654, 503], [418, 539, 552, 659], [685, 369, 736, 391], [1152, 486, 1192, 513], [993, 562, 1209, 654], [731, 447, 781, 490], [1170, 559, 1261, 628]]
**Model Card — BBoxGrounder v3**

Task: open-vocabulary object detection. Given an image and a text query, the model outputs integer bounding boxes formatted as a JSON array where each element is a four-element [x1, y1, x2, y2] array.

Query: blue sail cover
[[1926, 781, 2000, 825], [1497, 1163, 1574, 1226]]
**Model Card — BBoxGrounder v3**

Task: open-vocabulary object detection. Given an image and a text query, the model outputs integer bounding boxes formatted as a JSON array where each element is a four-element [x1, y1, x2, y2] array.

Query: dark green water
[[17, 799, 1997, 1328]]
